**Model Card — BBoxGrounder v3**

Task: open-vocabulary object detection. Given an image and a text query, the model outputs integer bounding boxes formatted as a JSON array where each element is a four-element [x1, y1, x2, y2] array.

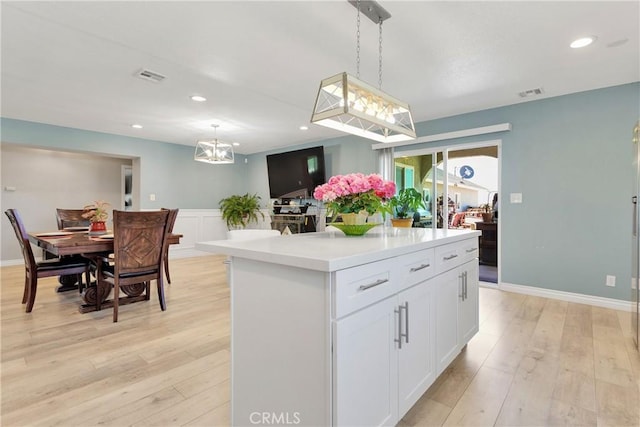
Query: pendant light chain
[[378, 20, 383, 89], [356, 0, 361, 79]]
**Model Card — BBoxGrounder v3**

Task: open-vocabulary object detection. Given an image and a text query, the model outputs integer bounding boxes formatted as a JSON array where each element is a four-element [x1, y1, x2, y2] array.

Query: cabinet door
[[435, 268, 460, 375], [459, 260, 479, 345], [333, 296, 399, 427], [397, 279, 436, 417]]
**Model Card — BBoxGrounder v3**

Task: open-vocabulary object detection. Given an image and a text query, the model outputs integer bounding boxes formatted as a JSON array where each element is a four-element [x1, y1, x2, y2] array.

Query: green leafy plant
[[82, 200, 111, 223], [389, 188, 426, 218], [219, 193, 265, 229]]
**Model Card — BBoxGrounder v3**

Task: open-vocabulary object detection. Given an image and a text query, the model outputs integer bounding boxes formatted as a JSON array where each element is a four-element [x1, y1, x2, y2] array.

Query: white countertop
[[196, 227, 480, 272]]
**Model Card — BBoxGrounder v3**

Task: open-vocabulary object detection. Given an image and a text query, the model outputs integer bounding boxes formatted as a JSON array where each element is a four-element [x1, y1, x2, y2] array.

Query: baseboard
[[479, 281, 499, 290], [0, 259, 25, 267], [499, 281, 631, 312]]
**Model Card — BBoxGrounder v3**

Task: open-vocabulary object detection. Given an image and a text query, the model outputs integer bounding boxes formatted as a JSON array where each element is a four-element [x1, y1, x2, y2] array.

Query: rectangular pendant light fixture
[[194, 140, 234, 164], [311, 72, 416, 143], [194, 124, 235, 164]]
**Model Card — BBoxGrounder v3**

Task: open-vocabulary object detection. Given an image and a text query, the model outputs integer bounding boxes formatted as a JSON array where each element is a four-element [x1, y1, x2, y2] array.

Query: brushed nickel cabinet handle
[[358, 278, 388, 292], [394, 305, 403, 349], [403, 302, 409, 344], [409, 263, 431, 272], [466, 248, 477, 253], [463, 271, 468, 300], [443, 254, 458, 261]]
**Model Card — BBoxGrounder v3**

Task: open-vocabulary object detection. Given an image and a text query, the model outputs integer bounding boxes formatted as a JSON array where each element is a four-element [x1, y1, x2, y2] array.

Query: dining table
[[28, 228, 182, 313]]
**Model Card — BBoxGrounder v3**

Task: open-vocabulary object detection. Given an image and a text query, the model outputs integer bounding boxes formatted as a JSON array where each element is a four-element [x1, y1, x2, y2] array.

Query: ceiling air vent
[[134, 68, 166, 83], [518, 87, 544, 98]]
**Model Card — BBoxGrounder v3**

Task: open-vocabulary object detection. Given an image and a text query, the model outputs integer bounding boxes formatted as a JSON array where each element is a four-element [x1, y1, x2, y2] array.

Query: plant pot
[[89, 221, 107, 235], [340, 212, 369, 225], [391, 218, 413, 228], [481, 213, 493, 223]]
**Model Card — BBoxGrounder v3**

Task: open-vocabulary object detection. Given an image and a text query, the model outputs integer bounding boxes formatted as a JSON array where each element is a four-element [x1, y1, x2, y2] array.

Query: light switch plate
[[510, 193, 522, 203]]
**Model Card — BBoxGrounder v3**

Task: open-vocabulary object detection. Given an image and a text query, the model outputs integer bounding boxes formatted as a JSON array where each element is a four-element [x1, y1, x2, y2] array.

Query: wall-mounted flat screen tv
[[266, 146, 326, 199]]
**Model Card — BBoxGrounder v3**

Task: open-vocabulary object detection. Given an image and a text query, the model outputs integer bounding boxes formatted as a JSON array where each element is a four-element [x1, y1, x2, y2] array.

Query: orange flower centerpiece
[[313, 173, 395, 235], [82, 200, 111, 235]]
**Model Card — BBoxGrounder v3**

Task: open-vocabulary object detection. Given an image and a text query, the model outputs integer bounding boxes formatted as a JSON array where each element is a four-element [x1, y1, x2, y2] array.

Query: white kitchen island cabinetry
[[196, 227, 480, 427]]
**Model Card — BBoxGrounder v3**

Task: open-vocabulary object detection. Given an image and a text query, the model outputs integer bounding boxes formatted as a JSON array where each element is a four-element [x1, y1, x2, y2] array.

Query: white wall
[[1, 144, 129, 260]]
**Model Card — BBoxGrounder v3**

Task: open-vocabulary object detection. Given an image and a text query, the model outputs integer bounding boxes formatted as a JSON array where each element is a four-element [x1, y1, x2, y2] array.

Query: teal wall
[[0, 119, 249, 208], [2, 82, 638, 302], [395, 82, 640, 302]]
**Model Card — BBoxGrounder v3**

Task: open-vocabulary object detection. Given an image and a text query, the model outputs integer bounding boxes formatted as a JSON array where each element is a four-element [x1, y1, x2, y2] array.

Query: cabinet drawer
[[333, 259, 396, 319], [398, 248, 435, 291], [435, 238, 478, 274]]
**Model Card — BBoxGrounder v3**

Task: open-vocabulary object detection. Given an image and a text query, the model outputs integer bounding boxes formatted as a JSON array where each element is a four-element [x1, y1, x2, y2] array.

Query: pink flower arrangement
[[313, 173, 396, 217]]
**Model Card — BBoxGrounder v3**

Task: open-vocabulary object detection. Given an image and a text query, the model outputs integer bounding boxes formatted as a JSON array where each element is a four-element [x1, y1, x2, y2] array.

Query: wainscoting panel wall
[[170, 209, 272, 259]]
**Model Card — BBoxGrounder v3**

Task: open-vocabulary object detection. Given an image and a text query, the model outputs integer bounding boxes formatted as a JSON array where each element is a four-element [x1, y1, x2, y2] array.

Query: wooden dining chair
[[53, 208, 94, 289], [97, 210, 170, 322], [55, 208, 91, 230], [4, 209, 91, 313], [161, 208, 179, 284]]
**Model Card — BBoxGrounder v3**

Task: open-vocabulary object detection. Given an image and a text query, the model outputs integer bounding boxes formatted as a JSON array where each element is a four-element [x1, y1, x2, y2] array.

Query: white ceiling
[[1, 1, 638, 155]]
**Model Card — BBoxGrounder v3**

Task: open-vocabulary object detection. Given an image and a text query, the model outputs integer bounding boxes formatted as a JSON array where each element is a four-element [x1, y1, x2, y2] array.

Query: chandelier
[[311, 0, 416, 143], [194, 124, 234, 164]]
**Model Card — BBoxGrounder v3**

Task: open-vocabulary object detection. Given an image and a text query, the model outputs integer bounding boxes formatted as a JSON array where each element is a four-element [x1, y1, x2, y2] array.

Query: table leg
[[57, 274, 80, 293], [81, 282, 111, 306]]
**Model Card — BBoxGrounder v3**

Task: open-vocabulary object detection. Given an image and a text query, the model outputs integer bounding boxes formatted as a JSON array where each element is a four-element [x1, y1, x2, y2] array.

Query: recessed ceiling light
[[191, 95, 207, 102], [299, 126, 309, 131], [570, 36, 596, 49], [131, 124, 143, 129], [232, 142, 240, 147]]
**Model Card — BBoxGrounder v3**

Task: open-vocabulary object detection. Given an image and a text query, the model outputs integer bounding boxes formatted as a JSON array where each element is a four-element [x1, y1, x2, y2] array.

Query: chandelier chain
[[356, 0, 361, 78], [378, 20, 383, 89]]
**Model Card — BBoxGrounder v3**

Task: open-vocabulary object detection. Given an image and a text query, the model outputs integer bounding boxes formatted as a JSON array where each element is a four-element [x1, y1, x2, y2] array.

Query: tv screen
[[267, 146, 326, 199]]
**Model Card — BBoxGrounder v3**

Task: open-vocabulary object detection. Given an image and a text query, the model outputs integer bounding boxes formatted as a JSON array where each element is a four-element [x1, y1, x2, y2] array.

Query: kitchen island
[[196, 227, 481, 426]]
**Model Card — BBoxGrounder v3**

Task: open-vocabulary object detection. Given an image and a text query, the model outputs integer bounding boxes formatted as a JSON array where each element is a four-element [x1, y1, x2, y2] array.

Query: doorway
[[122, 165, 133, 210], [393, 140, 501, 285]]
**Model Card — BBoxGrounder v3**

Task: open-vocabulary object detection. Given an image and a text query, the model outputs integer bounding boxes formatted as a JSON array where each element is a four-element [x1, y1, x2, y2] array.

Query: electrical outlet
[[149, 193, 156, 201], [606, 275, 616, 287]]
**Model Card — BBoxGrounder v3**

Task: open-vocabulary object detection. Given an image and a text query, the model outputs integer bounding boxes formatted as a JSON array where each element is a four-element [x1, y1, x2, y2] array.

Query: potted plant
[[219, 193, 265, 229], [480, 203, 493, 223], [82, 200, 111, 235], [389, 188, 426, 228]]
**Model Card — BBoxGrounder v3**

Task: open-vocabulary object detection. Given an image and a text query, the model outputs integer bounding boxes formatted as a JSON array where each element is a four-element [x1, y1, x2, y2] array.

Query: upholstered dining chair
[[160, 208, 179, 284], [55, 208, 91, 230], [97, 210, 170, 322], [4, 209, 91, 313]]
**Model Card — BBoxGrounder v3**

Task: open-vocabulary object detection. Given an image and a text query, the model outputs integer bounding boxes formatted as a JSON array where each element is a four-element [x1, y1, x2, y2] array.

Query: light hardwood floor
[[1, 256, 638, 426]]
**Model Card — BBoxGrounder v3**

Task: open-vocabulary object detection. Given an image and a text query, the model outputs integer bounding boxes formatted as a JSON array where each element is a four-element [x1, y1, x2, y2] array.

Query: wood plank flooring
[[1, 256, 638, 426]]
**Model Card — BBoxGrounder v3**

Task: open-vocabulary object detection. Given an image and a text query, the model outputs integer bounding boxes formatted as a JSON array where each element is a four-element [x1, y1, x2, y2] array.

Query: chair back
[[4, 209, 37, 270], [112, 210, 170, 277], [56, 209, 90, 230], [161, 208, 179, 234]]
